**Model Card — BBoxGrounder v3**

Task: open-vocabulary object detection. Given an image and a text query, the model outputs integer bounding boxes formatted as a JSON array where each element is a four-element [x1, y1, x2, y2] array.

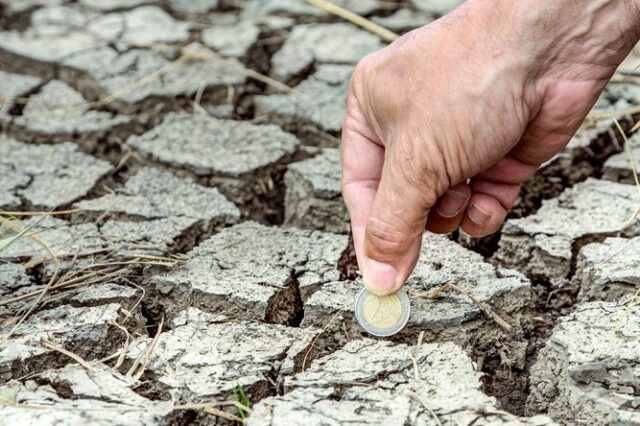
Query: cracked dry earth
[[0, 1, 639, 425]]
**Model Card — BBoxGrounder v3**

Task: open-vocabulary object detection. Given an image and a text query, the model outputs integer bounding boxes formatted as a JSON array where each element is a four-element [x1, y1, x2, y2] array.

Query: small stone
[[248, 339, 555, 425], [271, 23, 381, 82], [0, 303, 141, 383], [255, 64, 351, 144], [0, 137, 112, 209], [125, 113, 299, 213], [284, 148, 349, 233], [124, 307, 320, 404], [0, 363, 173, 425], [12, 80, 132, 139], [573, 237, 640, 302], [202, 21, 260, 58], [527, 301, 640, 424], [145, 221, 349, 324], [495, 178, 640, 286], [75, 167, 240, 223]]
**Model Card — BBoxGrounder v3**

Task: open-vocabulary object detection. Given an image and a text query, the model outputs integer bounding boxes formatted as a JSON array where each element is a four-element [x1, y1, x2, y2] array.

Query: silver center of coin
[[355, 288, 411, 337]]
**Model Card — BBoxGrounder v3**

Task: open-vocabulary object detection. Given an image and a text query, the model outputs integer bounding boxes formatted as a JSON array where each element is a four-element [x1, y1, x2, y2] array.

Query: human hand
[[341, 0, 640, 295]]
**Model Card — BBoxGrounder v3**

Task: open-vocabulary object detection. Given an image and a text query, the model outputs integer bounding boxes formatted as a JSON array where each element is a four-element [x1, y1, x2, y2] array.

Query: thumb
[[362, 145, 441, 295]]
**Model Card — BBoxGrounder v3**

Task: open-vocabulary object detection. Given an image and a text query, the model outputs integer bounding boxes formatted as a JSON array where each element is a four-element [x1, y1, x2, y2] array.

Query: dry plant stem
[[304, 0, 398, 42], [413, 283, 512, 331], [0, 219, 60, 347], [180, 48, 309, 102], [301, 312, 340, 372], [0, 267, 123, 306], [1, 397, 246, 422], [611, 287, 640, 336], [590, 235, 640, 277], [409, 331, 425, 381], [404, 389, 442, 426], [109, 321, 131, 369], [115, 150, 134, 171], [611, 119, 640, 228], [120, 277, 146, 318], [1, 209, 84, 216], [40, 338, 93, 371], [29, 41, 305, 117], [24, 248, 115, 268], [588, 105, 640, 121], [128, 314, 164, 380]]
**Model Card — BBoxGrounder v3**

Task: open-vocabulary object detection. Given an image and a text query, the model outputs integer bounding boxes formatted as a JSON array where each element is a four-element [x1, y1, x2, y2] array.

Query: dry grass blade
[[305, 0, 399, 42], [589, 235, 640, 277], [588, 104, 640, 121], [109, 321, 132, 369], [41, 339, 93, 371], [611, 287, 640, 337], [22, 40, 303, 118], [0, 215, 60, 348], [0, 209, 83, 217], [180, 47, 308, 102], [84, 55, 190, 111], [0, 267, 124, 307], [409, 331, 425, 381], [0, 214, 46, 251], [612, 118, 640, 227], [413, 283, 512, 331], [302, 312, 340, 372], [404, 389, 442, 426], [617, 62, 640, 82], [129, 314, 164, 380], [0, 398, 243, 420]]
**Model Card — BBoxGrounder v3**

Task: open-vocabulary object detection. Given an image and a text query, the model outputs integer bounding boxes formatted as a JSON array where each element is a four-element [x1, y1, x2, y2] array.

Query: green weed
[[232, 383, 250, 421]]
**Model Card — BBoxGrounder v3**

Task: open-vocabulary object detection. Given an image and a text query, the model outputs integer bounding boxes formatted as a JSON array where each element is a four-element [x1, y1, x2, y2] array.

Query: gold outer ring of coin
[[354, 287, 411, 337]]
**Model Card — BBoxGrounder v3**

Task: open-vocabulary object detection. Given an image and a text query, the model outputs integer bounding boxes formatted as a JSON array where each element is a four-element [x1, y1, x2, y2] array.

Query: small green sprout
[[232, 382, 251, 420]]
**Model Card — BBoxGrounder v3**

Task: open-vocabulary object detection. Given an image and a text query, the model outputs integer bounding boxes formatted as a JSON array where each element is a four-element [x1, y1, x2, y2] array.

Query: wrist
[[481, 0, 640, 80]]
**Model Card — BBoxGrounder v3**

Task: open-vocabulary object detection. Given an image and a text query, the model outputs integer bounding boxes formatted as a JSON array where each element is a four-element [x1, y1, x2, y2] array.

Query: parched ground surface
[[0, 1, 639, 425]]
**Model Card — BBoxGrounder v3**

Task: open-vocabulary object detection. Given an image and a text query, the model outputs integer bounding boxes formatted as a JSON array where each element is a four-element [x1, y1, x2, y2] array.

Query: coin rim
[[355, 288, 411, 337]]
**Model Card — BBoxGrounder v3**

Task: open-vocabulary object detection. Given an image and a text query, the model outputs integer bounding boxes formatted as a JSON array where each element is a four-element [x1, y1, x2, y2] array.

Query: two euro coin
[[355, 287, 410, 337]]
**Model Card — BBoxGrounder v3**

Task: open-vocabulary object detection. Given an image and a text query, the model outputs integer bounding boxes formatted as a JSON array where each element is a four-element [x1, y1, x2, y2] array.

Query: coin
[[355, 287, 410, 337]]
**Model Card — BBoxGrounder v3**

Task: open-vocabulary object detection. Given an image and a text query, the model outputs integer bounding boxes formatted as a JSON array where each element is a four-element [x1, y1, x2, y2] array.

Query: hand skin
[[341, 0, 640, 296]]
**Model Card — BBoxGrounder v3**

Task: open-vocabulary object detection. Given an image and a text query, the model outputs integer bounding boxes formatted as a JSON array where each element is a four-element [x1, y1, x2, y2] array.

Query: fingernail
[[362, 257, 398, 295], [468, 203, 492, 226], [437, 189, 468, 218]]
